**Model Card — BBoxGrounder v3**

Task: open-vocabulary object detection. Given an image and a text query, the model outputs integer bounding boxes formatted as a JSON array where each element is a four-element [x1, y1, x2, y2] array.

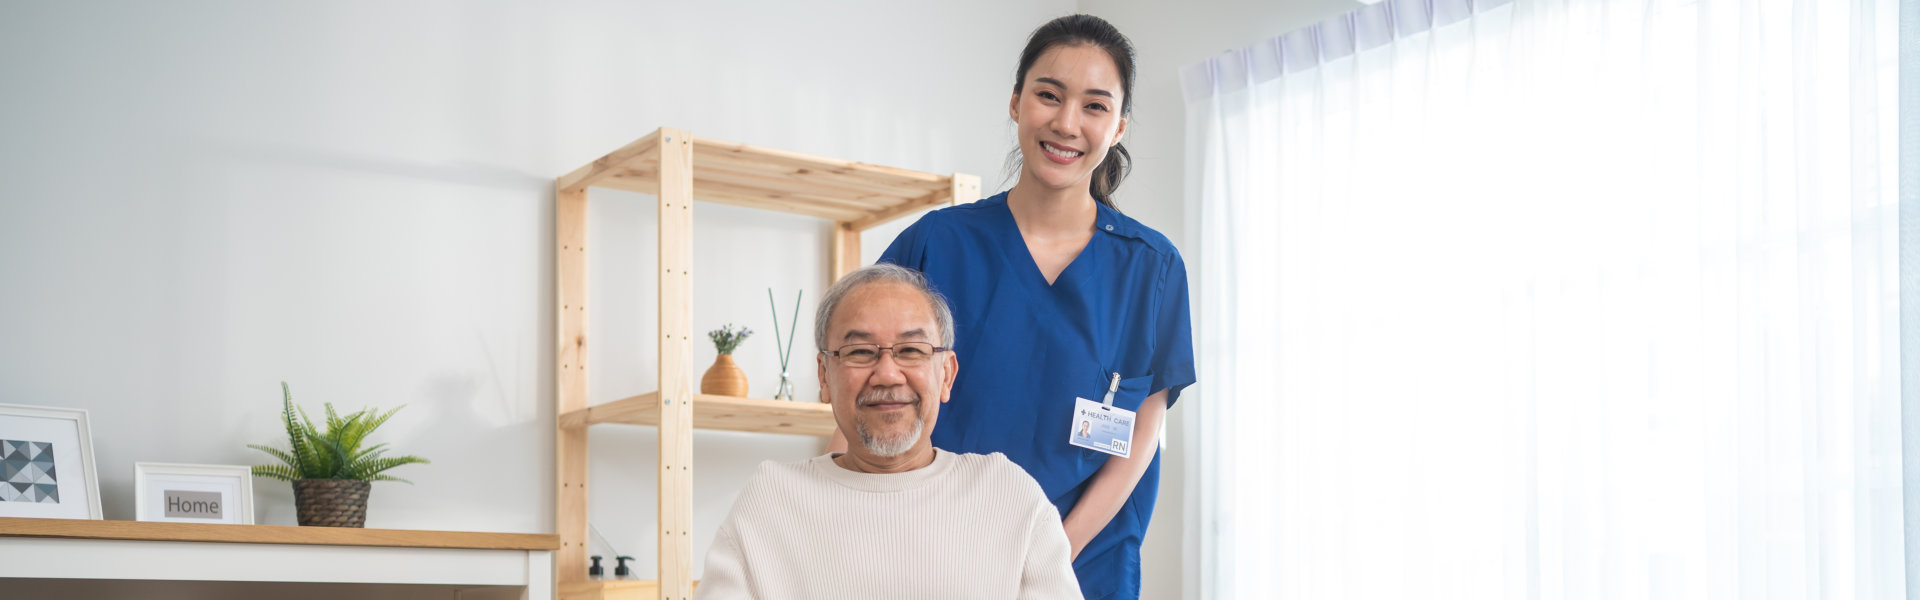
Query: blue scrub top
[[880, 191, 1196, 600]]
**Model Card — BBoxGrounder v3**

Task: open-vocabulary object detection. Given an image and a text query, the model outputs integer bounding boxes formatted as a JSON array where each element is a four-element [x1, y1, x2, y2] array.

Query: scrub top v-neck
[[879, 191, 1196, 600]]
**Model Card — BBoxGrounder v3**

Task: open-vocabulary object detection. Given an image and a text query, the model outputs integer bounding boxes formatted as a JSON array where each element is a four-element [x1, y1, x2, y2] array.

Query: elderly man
[[694, 263, 1081, 599]]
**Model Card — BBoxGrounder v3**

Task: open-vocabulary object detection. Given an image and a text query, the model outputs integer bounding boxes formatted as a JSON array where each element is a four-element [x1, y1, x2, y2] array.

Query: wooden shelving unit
[[554, 127, 979, 599]]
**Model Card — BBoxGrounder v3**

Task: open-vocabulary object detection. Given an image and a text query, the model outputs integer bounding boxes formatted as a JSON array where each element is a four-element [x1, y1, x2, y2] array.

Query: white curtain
[[1182, 0, 1904, 599]]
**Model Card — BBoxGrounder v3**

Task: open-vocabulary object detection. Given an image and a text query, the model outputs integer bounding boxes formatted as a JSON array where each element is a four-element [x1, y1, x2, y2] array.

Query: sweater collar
[[812, 448, 957, 493]]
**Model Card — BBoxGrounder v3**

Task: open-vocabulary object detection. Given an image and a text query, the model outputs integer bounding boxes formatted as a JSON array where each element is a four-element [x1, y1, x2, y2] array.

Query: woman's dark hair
[[1006, 14, 1136, 211]]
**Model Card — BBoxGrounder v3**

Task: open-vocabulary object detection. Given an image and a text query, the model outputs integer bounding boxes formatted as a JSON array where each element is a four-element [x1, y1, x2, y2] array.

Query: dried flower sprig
[[708, 324, 752, 355]]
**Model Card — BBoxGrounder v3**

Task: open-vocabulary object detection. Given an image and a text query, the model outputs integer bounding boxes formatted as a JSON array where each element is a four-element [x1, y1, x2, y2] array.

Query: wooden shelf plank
[[692, 187, 872, 222], [690, 172, 899, 213], [846, 187, 952, 231], [691, 136, 946, 187], [559, 392, 835, 437], [570, 133, 959, 226], [573, 128, 948, 199], [596, 171, 660, 196], [559, 129, 663, 193], [844, 171, 979, 231], [592, 171, 874, 222], [560, 578, 702, 600], [692, 151, 945, 200], [560, 579, 657, 600], [0, 518, 558, 551]]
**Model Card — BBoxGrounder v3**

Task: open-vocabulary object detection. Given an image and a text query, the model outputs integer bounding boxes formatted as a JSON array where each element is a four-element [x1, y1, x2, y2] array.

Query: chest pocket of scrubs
[[1074, 373, 1157, 468], [1109, 373, 1155, 413]]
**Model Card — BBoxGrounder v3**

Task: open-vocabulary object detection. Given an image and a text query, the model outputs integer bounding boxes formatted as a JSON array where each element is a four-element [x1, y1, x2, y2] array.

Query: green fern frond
[[316, 435, 354, 479], [334, 412, 377, 459], [345, 405, 403, 453], [367, 405, 404, 435], [324, 402, 344, 436], [342, 455, 429, 480], [295, 405, 321, 444], [251, 464, 301, 482], [295, 403, 326, 474], [251, 383, 426, 484], [352, 442, 390, 463], [247, 444, 298, 469], [280, 382, 316, 479]]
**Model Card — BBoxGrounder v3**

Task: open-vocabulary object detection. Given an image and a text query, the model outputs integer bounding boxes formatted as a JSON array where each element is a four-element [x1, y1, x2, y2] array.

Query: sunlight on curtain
[[1182, 0, 1904, 598]]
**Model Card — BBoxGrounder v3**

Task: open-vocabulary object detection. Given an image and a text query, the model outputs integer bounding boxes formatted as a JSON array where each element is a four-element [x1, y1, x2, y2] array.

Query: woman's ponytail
[[1089, 140, 1130, 210]]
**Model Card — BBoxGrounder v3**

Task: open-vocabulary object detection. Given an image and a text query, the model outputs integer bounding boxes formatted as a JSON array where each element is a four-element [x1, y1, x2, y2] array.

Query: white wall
[[1074, 1, 1368, 598], [0, 0, 1070, 581]]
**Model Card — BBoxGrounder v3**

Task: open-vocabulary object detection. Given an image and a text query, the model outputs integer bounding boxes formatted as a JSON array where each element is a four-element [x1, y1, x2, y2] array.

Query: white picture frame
[[0, 403, 102, 519], [134, 462, 255, 524]]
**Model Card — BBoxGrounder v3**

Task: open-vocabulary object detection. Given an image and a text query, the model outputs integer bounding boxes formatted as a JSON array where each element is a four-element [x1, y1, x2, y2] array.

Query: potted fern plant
[[249, 382, 428, 527]]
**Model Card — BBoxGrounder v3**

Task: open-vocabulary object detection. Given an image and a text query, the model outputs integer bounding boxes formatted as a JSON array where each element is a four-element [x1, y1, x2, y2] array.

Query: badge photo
[[0, 403, 102, 520], [135, 463, 255, 524]]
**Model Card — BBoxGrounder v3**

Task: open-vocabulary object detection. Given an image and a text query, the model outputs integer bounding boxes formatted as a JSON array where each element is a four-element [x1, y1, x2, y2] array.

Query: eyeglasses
[[822, 342, 950, 367]]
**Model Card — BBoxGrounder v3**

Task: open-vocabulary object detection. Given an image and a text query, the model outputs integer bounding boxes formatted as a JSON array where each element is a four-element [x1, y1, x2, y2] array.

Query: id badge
[[1069, 396, 1136, 458]]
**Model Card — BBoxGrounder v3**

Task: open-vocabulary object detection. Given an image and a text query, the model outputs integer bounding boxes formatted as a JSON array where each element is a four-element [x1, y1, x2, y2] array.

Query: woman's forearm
[[1061, 390, 1169, 560]]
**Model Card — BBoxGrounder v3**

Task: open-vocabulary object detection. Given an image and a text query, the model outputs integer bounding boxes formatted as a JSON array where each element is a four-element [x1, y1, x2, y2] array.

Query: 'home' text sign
[[164, 490, 223, 519]]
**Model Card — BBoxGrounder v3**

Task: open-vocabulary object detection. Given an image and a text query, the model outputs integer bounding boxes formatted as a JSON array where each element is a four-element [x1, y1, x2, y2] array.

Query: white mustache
[[857, 387, 919, 407]]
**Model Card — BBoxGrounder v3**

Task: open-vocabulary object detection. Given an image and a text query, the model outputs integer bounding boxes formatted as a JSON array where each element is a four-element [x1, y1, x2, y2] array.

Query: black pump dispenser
[[614, 555, 637, 579], [588, 555, 605, 579]]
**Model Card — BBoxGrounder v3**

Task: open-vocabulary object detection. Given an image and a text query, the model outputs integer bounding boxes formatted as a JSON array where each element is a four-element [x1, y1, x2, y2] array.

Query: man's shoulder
[[733, 455, 828, 495], [719, 456, 839, 524], [940, 449, 1019, 472], [750, 454, 826, 480], [940, 451, 1049, 499]]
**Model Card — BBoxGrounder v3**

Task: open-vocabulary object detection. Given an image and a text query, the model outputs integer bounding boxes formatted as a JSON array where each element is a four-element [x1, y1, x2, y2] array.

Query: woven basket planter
[[293, 479, 371, 528]]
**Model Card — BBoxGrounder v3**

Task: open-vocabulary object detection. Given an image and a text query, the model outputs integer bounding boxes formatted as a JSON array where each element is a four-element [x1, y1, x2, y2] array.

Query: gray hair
[[815, 263, 956, 352]]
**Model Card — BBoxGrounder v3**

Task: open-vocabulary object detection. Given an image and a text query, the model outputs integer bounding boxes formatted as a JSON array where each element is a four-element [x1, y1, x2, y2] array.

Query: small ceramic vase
[[700, 354, 749, 397]]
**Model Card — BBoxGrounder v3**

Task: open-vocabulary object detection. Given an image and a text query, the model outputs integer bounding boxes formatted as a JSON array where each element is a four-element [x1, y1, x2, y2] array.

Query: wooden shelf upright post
[[830, 223, 861, 288], [655, 128, 696, 600], [556, 182, 590, 587]]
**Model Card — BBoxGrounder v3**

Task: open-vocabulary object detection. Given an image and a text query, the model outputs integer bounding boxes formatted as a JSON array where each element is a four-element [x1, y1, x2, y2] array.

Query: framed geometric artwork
[[0, 403, 102, 520], [134, 463, 254, 524]]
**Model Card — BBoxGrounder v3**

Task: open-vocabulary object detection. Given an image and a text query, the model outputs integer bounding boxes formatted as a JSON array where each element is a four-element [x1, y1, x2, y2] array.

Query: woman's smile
[[1040, 141, 1084, 163]]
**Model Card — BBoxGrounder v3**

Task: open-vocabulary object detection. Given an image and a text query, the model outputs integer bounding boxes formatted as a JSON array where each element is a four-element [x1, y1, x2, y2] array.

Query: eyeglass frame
[[819, 342, 952, 367]]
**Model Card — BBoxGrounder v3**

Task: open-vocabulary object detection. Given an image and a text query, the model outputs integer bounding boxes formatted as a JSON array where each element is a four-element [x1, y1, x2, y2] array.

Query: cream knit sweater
[[694, 449, 1082, 599]]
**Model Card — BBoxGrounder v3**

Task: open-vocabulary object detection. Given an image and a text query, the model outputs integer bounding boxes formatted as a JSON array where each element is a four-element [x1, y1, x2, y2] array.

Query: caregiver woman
[[830, 14, 1194, 599]]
